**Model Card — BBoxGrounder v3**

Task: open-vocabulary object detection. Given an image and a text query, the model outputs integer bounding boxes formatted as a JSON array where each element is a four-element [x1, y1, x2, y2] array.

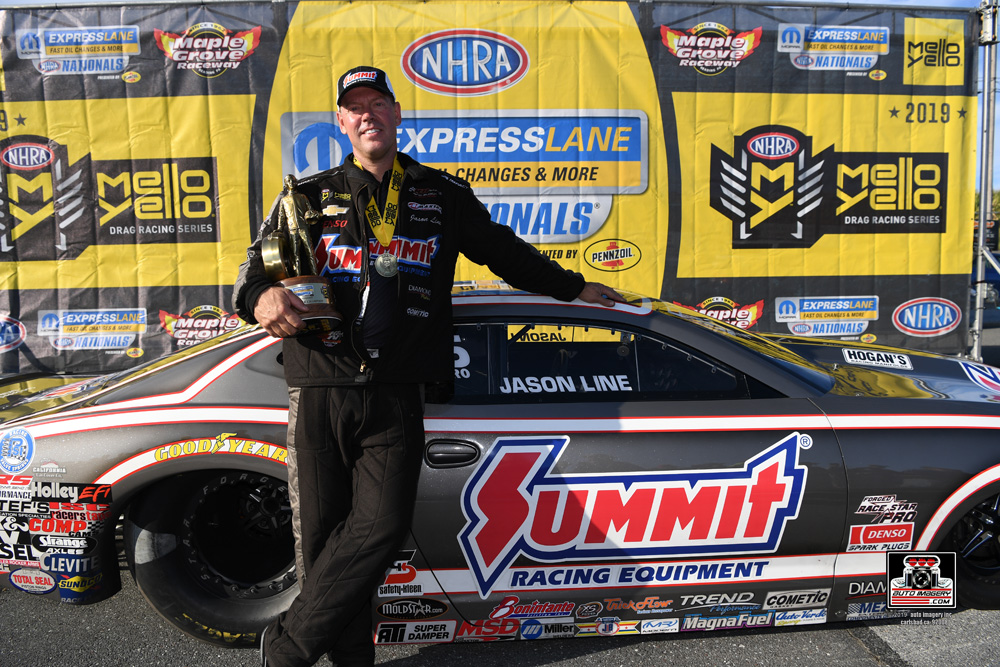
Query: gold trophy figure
[[261, 175, 343, 334]]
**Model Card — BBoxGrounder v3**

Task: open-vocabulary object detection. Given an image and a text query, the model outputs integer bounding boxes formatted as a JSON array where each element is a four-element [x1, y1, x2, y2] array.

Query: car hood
[[771, 336, 997, 401]]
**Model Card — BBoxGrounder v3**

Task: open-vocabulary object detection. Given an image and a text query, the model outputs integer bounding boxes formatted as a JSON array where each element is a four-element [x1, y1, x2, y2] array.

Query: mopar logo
[[780, 25, 803, 48], [401, 29, 529, 96], [747, 132, 799, 160], [892, 297, 960, 337], [1, 143, 54, 170]]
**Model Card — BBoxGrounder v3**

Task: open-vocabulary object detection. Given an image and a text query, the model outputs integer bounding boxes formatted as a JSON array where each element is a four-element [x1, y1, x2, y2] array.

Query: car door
[[413, 317, 847, 637]]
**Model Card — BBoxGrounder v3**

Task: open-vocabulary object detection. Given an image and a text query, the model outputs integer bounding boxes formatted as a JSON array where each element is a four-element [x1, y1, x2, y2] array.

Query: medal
[[375, 253, 398, 277]]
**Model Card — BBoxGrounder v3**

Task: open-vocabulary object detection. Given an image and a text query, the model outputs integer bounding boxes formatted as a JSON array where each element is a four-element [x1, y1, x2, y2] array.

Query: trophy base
[[279, 276, 343, 335]]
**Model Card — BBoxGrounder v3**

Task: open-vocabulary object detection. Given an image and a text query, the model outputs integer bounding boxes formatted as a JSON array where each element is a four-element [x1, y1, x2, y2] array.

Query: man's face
[[336, 87, 402, 167]]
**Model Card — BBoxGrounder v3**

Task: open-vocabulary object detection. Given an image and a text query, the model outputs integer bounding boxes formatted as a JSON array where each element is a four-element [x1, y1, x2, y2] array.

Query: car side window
[[451, 322, 748, 403]]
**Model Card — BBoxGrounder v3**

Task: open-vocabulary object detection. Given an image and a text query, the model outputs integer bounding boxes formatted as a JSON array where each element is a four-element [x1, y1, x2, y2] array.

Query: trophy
[[261, 175, 343, 334]]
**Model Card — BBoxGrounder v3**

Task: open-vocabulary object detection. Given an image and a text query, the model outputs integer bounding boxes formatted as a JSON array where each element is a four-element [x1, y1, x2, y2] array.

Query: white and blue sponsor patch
[[0, 428, 34, 474]]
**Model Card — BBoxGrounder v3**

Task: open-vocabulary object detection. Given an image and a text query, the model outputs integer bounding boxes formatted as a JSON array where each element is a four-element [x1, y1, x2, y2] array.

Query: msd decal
[[459, 433, 808, 597]]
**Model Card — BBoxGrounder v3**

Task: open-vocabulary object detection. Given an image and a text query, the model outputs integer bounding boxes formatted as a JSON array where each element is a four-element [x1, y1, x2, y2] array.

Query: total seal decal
[[0, 135, 218, 262], [154, 22, 261, 78], [15, 24, 140, 76], [777, 23, 889, 73], [159, 305, 242, 347], [459, 433, 808, 596], [711, 126, 947, 249], [659, 22, 763, 75], [0, 428, 34, 475], [674, 296, 764, 330]]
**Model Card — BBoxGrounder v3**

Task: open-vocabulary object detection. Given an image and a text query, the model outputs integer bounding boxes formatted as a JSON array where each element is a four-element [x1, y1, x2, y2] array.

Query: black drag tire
[[945, 492, 1000, 609], [123, 469, 299, 647]]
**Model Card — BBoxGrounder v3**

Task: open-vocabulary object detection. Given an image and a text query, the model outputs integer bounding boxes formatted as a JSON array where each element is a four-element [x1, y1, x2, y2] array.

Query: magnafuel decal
[[459, 433, 808, 597]]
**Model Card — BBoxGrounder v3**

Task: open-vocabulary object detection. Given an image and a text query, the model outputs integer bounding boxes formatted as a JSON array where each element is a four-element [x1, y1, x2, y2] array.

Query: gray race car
[[1, 287, 998, 646]]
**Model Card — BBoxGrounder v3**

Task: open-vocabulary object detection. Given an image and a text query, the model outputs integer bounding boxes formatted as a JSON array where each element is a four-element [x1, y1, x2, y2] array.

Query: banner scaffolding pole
[[972, 0, 999, 362]]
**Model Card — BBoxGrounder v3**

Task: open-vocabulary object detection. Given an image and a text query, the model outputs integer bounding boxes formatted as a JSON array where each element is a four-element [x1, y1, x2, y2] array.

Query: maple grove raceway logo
[[154, 22, 261, 78], [458, 433, 808, 597]]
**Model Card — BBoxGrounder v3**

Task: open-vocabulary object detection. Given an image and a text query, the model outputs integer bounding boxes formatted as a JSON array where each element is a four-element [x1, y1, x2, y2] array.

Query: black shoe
[[259, 624, 269, 667]]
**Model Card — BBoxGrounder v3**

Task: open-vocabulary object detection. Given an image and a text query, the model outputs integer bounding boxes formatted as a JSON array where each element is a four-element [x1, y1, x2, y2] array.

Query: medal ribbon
[[356, 155, 404, 249]]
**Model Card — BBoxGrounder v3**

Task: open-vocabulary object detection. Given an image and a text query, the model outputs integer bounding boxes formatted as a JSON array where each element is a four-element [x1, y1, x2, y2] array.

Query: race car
[[1, 286, 999, 647]]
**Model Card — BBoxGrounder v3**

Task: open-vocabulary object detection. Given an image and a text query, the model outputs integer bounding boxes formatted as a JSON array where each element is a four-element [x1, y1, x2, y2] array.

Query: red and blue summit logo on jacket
[[459, 434, 808, 597]]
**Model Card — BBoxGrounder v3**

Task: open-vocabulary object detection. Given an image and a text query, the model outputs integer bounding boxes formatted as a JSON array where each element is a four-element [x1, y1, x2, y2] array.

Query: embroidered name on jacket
[[459, 433, 808, 597]]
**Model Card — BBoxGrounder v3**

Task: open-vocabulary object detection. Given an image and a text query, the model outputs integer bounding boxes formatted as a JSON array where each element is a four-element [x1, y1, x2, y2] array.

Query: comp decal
[[459, 433, 808, 596]]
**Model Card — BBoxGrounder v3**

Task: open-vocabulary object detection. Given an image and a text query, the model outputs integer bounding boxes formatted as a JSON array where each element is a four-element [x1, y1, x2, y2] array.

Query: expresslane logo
[[459, 433, 808, 597]]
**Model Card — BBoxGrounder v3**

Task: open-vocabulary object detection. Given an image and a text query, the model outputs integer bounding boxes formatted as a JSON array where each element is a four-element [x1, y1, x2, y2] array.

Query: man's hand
[[254, 286, 309, 337], [577, 282, 626, 307]]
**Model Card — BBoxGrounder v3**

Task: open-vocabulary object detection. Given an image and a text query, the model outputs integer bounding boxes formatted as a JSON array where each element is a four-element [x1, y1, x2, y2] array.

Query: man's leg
[[264, 383, 424, 667]]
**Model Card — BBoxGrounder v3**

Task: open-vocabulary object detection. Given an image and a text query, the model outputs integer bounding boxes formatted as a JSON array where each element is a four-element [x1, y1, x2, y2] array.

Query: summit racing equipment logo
[[154, 22, 261, 78], [711, 125, 947, 248], [660, 22, 762, 75], [0, 135, 217, 260], [459, 433, 808, 596], [401, 29, 529, 96]]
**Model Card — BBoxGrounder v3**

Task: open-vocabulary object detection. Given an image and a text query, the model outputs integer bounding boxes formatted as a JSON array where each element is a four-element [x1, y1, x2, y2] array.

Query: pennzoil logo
[[154, 22, 261, 78], [660, 22, 762, 75], [0, 135, 218, 260], [584, 239, 640, 272], [710, 125, 946, 248]]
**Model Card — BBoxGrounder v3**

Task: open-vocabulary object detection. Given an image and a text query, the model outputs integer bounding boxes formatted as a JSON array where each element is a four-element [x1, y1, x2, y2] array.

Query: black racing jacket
[[233, 152, 585, 387]]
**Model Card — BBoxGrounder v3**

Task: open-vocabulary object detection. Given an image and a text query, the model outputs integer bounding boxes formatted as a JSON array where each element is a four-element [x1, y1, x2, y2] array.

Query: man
[[233, 65, 624, 667]]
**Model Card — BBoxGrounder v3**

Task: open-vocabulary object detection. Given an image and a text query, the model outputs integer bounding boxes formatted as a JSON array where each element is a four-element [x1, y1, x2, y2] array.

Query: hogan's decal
[[459, 433, 808, 596]]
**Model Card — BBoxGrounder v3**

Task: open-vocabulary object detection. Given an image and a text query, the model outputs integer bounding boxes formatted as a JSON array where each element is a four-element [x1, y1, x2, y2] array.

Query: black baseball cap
[[336, 66, 395, 106]]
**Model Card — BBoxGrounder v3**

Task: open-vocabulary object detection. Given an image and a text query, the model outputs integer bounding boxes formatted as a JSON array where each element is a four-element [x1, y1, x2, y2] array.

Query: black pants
[[264, 383, 425, 667]]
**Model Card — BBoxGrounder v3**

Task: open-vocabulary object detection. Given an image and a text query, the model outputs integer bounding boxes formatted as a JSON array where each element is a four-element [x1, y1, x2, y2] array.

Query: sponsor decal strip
[[414, 552, 884, 596], [425, 414, 1000, 434]]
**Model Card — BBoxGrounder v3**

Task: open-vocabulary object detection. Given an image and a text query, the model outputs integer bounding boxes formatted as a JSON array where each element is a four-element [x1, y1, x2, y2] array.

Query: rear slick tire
[[123, 469, 298, 647]]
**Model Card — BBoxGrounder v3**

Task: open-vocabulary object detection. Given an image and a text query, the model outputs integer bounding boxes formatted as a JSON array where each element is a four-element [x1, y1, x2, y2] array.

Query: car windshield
[[642, 297, 835, 393]]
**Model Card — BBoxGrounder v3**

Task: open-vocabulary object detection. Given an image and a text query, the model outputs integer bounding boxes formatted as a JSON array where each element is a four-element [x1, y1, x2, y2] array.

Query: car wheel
[[945, 492, 1000, 609], [123, 469, 298, 647]]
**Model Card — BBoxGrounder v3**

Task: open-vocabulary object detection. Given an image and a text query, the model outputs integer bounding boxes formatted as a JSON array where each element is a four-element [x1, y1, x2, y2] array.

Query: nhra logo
[[892, 297, 960, 337], [711, 125, 947, 248], [401, 29, 529, 96], [154, 22, 261, 78], [0, 315, 26, 353], [459, 433, 808, 596], [1, 143, 53, 170]]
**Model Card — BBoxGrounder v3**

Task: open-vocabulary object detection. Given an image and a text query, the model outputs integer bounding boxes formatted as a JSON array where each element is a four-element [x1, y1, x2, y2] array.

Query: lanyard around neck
[[356, 155, 403, 248]]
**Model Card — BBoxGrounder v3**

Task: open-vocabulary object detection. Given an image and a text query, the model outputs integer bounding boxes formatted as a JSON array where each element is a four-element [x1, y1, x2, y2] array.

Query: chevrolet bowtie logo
[[323, 205, 349, 216]]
